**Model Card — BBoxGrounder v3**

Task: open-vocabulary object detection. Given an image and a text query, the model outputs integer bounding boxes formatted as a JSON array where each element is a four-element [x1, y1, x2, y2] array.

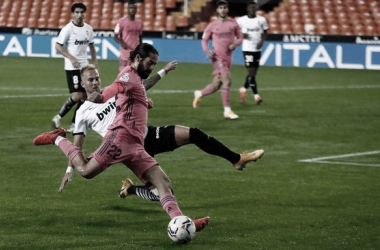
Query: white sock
[[224, 107, 231, 113], [55, 136, 64, 146]]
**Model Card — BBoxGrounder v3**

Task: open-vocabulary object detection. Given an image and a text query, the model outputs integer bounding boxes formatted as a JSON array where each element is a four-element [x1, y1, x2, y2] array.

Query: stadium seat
[[113, 2, 123, 18], [144, 2, 155, 15], [27, 17, 38, 28], [303, 16, 314, 25], [176, 15, 188, 27], [165, 0, 176, 9], [352, 25, 366, 35], [16, 17, 28, 27], [89, 19, 99, 29], [100, 19, 111, 30], [365, 25, 377, 35], [316, 25, 329, 35], [340, 24, 353, 35], [165, 15, 176, 31], [7, 16, 17, 27], [155, 14, 166, 27], [197, 21, 208, 32], [292, 23, 305, 34], [280, 23, 292, 34], [256, 10, 265, 17], [143, 15, 154, 31], [154, 21, 165, 31], [328, 24, 340, 35], [37, 17, 47, 28]]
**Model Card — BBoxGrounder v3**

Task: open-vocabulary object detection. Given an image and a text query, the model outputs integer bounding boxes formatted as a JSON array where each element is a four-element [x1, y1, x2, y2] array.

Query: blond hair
[[80, 64, 97, 77]]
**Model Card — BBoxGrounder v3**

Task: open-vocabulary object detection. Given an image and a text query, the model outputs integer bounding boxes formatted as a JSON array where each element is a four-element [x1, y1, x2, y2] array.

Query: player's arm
[[114, 35, 129, 49], [143, 61, 178, 90], [87, 81, 124, 103], [55, 43, 80, 68], [58, 133, 86, 193], [229, 23, 244, 51], [114, 22, 129, 49], [89, 43, 98, 70], [257, 29, 268, 50], [201, 27, 214, 59]]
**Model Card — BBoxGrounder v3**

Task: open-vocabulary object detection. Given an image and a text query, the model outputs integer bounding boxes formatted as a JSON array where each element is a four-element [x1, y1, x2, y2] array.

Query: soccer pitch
[[1, 56, 380, 249]]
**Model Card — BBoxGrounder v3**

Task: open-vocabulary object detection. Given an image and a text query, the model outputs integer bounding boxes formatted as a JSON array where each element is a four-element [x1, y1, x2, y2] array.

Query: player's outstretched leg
[[52, 115, 62, 129], [239, 87, 247, 103], [234, 149, 264, 170], [119, 178, 134, 198], [192, 90, 202, 108], [33, 128, 66, 145], [255, 95, 263, 105], [193, 216, 211, 232], [119, 178, 161, 201]]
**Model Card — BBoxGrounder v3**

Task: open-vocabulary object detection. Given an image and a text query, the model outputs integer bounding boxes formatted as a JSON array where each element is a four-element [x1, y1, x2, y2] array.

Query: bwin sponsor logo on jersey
[[75, 38, 90, 45], [248, 27, 261, 32], [96, 101, 116, 120]]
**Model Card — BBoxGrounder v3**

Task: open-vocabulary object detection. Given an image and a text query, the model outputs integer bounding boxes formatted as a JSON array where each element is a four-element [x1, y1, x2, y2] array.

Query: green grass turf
[[1, 56, 380, 249]]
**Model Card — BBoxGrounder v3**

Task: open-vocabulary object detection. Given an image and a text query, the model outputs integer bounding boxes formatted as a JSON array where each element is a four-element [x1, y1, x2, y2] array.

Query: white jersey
[[236, 15, 268, 52], [74, 97, 117, 137], [74, 96, 149, 138], [57, 21, 94, 70]]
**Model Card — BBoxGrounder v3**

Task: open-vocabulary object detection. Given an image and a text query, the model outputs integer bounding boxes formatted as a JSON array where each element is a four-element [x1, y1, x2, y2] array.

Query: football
[[167, 215, 196, 243]]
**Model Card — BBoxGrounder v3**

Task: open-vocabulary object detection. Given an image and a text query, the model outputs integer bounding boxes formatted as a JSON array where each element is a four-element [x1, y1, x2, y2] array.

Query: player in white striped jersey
[[236, 0, 268, 104], [52, 2, 98, 133], [58, 63, 264, 201]]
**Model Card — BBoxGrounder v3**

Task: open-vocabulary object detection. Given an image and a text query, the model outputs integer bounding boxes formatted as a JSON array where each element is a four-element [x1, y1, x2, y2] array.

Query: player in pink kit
[[114, 1, 142, 72], [33, 43, 210, 233], [193, 0, 243, 120]]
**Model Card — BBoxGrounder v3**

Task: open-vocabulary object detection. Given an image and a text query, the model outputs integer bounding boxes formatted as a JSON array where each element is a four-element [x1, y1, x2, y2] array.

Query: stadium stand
[[0, 0, 379, 35]]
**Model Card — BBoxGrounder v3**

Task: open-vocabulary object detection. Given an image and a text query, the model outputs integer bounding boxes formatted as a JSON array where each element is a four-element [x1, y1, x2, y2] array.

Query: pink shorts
[[91, 128, 158, 183], [212, 58, 231, 78]]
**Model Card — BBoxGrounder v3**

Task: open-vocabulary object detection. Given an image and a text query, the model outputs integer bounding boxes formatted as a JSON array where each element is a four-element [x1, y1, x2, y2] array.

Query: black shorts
[[243, 51, 261, 68], [144, 125, 178, 157], [66, 70, 85, 93]]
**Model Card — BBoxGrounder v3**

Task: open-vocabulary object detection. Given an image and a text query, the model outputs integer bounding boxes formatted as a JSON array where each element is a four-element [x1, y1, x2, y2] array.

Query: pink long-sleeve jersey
[[100, 66, 148, 144], [201, 17, 243, 62]]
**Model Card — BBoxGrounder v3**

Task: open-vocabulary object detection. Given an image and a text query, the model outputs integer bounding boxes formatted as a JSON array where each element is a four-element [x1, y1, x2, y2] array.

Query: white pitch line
[[299, 150, 380, 162], [1, 84, 380, 99], [248, 110, 266, 113], [303, 160, 380, 168], [0, 94, 68, 99], [298, 150, 380, 168]]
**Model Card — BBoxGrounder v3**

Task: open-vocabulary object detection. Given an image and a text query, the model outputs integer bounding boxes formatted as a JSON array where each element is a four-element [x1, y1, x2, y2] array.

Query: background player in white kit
[[237, 0, 268, 104], [52, 2, 98, 132]]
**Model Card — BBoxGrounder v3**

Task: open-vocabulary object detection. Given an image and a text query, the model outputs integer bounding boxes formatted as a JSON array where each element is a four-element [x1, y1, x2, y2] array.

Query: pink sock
[[58, 138, 82, 162], [160, 194, 183, 219], [221, 87, 230, 107], [201, 84, 217, 97]]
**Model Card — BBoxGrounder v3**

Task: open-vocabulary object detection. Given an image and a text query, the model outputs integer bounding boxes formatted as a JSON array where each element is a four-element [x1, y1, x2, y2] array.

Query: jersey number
[[245, 55, 254, 63], [107, 145, 122, 160], [72, 75, 79, 84]]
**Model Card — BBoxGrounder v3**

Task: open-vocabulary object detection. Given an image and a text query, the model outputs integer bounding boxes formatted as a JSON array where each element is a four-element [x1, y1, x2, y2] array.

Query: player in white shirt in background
[[237, 0, 268, 104], [57, 63, 264, 201], [52, 2, 98, 132]]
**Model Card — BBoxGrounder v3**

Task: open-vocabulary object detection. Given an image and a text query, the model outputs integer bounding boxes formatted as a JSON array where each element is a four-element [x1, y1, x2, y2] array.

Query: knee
[[81, 171, 95, 179], [189, 127, 209, 144]]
